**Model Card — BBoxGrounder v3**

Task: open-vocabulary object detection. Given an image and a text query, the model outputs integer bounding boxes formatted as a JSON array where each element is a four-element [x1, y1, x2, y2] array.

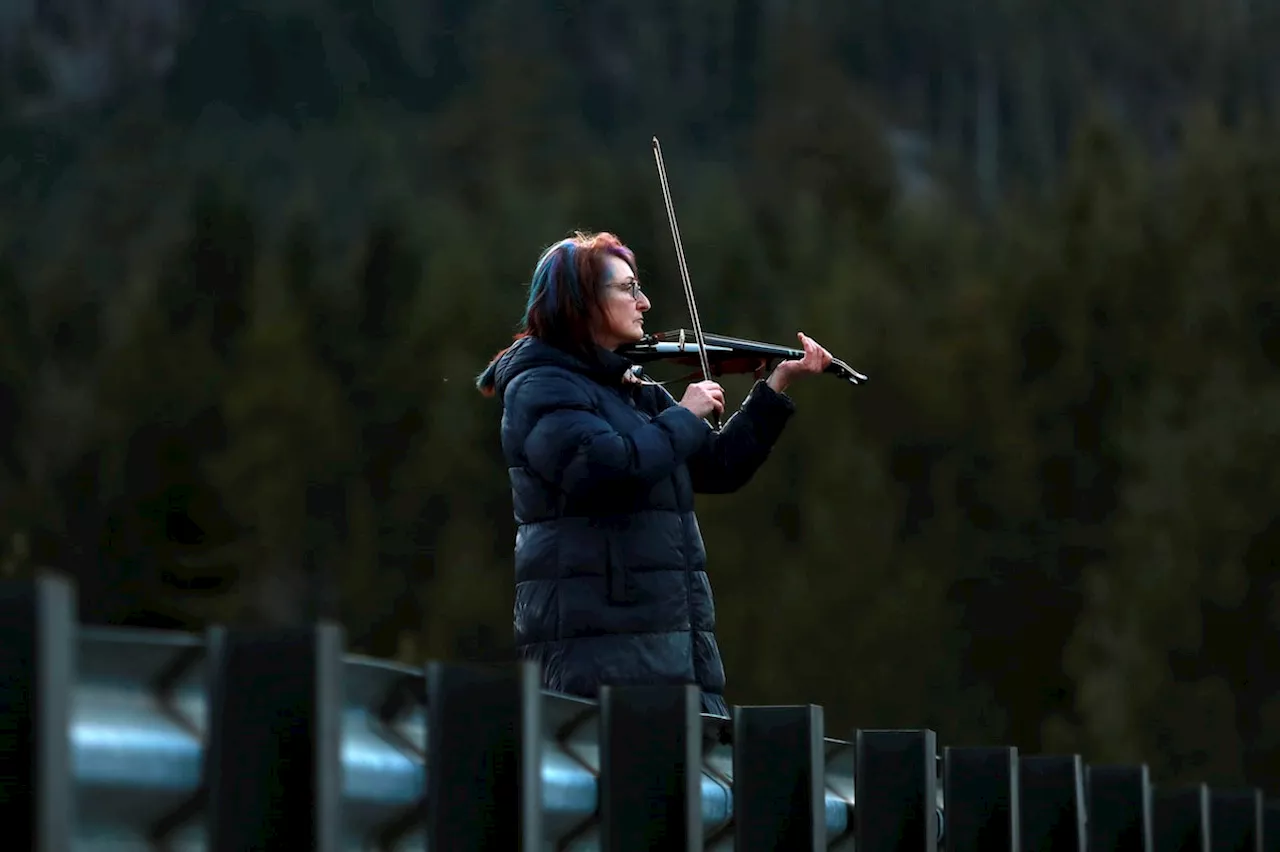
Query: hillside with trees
[[0, 0, 1277, 793]]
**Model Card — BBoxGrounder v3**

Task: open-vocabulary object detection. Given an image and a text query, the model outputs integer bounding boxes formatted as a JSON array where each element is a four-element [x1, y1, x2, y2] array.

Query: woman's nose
[[638, 292, 651, 311]]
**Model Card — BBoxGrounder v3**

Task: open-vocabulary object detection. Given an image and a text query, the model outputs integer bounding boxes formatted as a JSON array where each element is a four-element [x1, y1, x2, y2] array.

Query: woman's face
[[593, 255, 650, 349]]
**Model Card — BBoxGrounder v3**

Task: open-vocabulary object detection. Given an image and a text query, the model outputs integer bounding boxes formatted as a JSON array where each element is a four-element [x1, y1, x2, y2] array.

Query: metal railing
[[1, 573, 1277, 850]]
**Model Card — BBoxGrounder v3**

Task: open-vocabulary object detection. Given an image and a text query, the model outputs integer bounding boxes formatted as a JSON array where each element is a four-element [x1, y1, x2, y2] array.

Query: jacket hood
[[476, 335, 638, 400]]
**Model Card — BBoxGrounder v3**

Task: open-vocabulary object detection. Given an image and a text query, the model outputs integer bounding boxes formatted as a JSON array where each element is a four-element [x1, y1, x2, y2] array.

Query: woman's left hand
[[766, 332, 833, 393]]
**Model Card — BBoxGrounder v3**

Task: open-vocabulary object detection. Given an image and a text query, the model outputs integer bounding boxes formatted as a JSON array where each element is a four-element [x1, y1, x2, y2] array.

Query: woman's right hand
[[679, 380, 725, 420]]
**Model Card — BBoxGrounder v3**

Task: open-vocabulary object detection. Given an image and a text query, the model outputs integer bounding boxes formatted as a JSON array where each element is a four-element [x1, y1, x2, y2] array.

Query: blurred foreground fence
[[2, 573, 1279, 850]]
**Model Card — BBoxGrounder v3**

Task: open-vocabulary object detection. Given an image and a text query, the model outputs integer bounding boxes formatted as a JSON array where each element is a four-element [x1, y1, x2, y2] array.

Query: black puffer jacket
[[478, 336, 795, 715]]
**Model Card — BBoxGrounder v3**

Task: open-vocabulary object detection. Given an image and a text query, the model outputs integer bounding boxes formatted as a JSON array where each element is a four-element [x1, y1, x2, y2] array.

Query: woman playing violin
[[476, 230, 833, 716]]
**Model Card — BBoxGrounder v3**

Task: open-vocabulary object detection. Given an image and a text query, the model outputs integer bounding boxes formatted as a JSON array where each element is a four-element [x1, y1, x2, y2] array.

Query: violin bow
[[651, 136, 721, 430]]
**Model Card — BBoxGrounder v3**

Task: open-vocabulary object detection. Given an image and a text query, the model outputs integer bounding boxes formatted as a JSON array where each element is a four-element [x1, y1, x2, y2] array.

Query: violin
[[620, 328, 868, 385], [645, 137, 867, 430]]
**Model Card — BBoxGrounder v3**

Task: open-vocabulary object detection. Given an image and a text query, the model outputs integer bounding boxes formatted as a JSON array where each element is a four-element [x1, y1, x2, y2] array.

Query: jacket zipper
[[685, 524, 695, 678], [625, 386, 697, 682]]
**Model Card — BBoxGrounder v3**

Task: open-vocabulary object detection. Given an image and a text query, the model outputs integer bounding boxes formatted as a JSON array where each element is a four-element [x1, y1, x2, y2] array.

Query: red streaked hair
[[477, 231, 637, 396]]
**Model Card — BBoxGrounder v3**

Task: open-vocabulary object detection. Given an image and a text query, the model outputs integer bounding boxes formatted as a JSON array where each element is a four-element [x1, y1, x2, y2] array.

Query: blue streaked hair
[[477, 231, 637, 395]]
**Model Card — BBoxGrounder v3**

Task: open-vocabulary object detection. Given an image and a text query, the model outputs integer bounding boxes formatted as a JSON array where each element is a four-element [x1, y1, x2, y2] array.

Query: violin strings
[[651, 137, 713, 385]]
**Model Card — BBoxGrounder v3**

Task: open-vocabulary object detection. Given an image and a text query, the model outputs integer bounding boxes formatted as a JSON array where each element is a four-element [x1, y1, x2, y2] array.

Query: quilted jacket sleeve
[[508, 369, 711, 497], [661, 380, 796, 494]]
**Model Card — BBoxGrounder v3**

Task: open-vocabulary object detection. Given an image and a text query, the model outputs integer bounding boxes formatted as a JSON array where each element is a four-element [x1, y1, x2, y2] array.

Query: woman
[[476, 230, 833, 716]]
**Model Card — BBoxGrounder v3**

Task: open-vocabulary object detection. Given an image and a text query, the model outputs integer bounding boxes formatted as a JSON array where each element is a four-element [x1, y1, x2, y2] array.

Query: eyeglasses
[[612, 280, 643, 299]]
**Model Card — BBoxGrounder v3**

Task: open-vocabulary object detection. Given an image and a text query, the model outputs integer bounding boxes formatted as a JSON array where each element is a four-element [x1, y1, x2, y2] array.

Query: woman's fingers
[[793, 332, 832, 372]]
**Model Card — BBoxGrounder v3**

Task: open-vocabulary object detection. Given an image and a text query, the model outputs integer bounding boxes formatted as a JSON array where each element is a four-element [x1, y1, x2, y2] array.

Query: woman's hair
[[477, 231, 637, 394]]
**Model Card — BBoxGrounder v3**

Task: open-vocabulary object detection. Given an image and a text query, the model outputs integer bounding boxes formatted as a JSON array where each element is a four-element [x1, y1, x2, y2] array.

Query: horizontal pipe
[[69, 627, 885, 849]]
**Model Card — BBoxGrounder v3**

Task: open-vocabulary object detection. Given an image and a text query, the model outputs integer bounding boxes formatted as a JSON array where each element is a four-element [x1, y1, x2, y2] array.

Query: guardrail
[[1, 573, 1277, 850]]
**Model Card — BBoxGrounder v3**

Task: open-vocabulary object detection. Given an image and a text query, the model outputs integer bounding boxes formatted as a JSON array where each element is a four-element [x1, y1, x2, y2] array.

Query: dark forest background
[[0, 0, 1278, 793]]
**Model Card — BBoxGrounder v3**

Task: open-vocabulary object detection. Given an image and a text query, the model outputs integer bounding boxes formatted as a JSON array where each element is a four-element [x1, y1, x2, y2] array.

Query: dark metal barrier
[[0, 574, 1275, 850]]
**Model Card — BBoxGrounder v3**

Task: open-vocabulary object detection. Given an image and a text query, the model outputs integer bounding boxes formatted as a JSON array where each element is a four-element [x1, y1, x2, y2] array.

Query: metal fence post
[[855, 728, 939, 852], [424, 660, 543, 850], [1209, 789, 1262, 852], [600, 684, 702, 851], [943, 745, 1020, 851], [205, 624, 344, 851], [0, 573, 75, 852], [1020, 754, 1086, 852], [1154, 785, 1210, 852], [733, 704, 825, 851], [1088, 764, 1153, 851]]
